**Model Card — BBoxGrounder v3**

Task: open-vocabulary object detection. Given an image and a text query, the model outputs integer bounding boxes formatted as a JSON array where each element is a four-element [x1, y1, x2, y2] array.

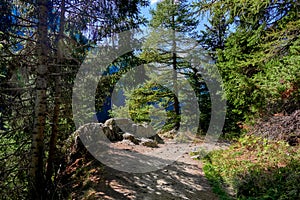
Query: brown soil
[[63, 138, 230, 200]]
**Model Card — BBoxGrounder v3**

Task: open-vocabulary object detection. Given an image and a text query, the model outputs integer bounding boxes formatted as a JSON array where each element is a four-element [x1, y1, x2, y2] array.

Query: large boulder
[[102, 118, 165, 146], [110, 118, 156, 138], [112, 118, 136, 133], [104, 118, 158, 139], [65, 123, 102, 163], [134, 123, 155, 138]]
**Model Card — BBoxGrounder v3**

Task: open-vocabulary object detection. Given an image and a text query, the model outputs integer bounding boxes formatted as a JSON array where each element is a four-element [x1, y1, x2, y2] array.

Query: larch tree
[[140, 0, 199, 131]]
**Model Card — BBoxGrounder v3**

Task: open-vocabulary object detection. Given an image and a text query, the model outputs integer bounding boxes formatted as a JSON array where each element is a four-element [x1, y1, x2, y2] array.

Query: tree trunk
[[172, 51, 180, 130], [30, 0, 49, 199], [172, 4, 180, 130], [46, 0, 65, 187]]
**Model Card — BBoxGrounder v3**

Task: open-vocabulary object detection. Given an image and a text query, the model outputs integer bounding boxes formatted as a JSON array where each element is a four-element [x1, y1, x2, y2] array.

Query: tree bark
[[46, 0, 65, 186], [30, 0, 49, 199], [172, 2, 180, 130]]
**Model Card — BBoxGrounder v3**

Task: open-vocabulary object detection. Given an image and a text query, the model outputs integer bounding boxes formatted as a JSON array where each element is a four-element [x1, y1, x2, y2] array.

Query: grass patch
[[201, 135, 300, 200], [203, 163, 234, 200]]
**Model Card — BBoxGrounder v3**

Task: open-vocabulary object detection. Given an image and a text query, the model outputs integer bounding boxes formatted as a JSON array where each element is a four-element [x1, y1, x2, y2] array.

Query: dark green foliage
[[150, 0, 198, 34], [1, 0, 299, 198], [129, 81, 180, 131], [95, 52, 145, 122], [141, 0, 200, 131], [0, 0, 12, 47], [0, 0, 148, 198], [195, 0, 300, 134], [137, 0, 214, 133], [196, 2, 300, 196]]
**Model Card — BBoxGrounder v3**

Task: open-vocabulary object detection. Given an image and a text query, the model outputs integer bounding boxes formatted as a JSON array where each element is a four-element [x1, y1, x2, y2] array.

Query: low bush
[[202, 135, 300, 200]]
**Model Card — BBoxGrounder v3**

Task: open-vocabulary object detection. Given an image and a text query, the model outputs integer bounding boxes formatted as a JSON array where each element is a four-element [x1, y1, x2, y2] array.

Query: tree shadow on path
[[79, 142, 219, 200]]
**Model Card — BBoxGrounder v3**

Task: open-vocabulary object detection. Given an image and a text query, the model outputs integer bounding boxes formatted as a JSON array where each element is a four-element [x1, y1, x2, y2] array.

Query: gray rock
[[103, 125, 123, 142], [66, 123, 103, 163], [113, 118, 136, 133], [104, 118, 122, 134], [135, 123, 155, 138], [114, 118, 155, 138], [167, 129, 177, 135], [103, 118, 124, 142], [103, 118, 166, 145], [149, 134, 164, 144], [158, 129, 178, 139], [123, 132, 140, 145], [140, 138, 158, 148]]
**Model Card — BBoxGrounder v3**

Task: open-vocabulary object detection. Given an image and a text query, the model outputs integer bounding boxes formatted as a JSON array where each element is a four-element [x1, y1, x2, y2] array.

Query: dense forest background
[[0, 0, 299, 199]]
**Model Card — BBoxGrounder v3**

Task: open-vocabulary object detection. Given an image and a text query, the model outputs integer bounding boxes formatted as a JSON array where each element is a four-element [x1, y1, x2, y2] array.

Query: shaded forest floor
[[59, 139, 230, 200]]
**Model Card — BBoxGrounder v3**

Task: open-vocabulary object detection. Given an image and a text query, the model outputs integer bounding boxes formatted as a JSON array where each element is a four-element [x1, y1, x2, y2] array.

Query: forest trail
[[86, 140, 229, 200]]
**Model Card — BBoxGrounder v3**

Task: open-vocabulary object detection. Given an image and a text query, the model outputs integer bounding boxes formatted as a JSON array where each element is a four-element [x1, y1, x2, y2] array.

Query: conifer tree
[[196, 0, 300, 125], [140, 0, 199, 131]]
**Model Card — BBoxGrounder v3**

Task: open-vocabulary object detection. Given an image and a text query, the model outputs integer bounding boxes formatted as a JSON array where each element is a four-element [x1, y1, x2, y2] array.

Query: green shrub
[[202, 135, 300, 200]]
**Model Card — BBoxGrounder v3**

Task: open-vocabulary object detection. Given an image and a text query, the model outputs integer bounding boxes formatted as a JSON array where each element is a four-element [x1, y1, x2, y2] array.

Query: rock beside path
[[123, 132, 140, 145], [149, 134, 165, 144], [140, 138, 158, 148]]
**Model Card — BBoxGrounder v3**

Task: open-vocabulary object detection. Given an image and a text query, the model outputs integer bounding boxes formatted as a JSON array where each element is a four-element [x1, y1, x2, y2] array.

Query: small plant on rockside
[[201, 135, 300, 200]]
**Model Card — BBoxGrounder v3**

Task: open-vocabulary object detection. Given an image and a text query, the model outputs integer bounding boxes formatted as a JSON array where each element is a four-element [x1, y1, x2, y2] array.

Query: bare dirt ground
[[82, 140, 229, 200]]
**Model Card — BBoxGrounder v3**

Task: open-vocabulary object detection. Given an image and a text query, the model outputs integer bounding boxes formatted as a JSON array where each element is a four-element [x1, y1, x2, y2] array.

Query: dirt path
[[89, 140, 229, 200]]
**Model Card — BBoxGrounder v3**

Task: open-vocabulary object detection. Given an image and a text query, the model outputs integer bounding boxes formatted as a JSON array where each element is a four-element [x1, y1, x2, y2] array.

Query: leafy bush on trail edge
[[201, 135, 300, 200]]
